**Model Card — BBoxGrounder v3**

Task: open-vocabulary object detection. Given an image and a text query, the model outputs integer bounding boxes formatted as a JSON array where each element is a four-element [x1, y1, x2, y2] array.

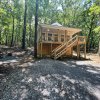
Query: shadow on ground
[[0, 59, 100, 100]]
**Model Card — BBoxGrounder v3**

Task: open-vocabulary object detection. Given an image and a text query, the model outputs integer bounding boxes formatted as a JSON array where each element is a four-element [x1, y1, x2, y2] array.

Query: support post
[[77, 42, 80, 59], [58, 29, 60, 42], [79, 44, 80, 58], [51, 43, 52, 56], [71, 47, 73, 58], [64, 30, 66, 42], [41, 42, 42, 57], [46, 33, 48, 41], [84, 43, 86, 59]]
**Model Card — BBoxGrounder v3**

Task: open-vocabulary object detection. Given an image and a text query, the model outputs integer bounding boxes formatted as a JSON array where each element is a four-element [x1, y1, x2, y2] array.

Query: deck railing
[[78, 36, 86, 44], [51, 35, 78, 57], [51, 35, 86, 59]]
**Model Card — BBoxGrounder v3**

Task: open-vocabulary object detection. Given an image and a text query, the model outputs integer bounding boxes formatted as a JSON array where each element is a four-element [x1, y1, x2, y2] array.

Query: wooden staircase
[[51, 35, 78, 59]]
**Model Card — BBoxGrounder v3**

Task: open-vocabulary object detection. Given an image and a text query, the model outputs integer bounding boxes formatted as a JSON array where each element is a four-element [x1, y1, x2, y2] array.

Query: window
[[54, 34, 58, 42], [61, 35, 64, 42], [42, 33, 46, 41], [48, 33, 52, 41]]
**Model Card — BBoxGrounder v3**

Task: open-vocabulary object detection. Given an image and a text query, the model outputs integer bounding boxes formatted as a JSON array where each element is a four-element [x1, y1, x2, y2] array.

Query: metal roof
[[51, 22, 62, 26]]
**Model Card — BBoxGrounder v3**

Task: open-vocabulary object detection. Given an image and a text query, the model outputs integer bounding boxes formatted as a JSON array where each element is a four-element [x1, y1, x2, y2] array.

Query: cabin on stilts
[[37, 22, 86, 59]]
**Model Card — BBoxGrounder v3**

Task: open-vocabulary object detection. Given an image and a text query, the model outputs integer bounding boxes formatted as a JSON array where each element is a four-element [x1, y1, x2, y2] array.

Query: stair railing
[[52, 35, 78, 54], [54, 38, 78, 59], [54, 35, 78, 59]]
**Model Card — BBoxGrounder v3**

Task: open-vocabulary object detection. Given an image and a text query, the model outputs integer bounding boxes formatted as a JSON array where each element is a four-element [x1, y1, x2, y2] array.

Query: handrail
[[53, 36, 86, 53], [55, 39, 78, 59], [52, 35, 78, 57], [54, 35, 78, 53], [52, 42, 64, 53], [52, 35, 86, 59], [52, 35, 78, 54]]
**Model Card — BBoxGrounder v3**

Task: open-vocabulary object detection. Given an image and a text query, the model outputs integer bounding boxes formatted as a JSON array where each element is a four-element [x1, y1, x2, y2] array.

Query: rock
[[7, 53, 12, 56], [0, 51, 3, 59], [0, 54, 3, 59]]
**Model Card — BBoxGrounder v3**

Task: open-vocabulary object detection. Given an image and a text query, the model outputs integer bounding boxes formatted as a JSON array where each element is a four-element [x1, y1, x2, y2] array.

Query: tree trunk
[[10, 15, 15, 47], [87, 15, 94, 51], [22, 0, 27, 49], [5, 30, 8, 46], [18, 20, 21, 46], [15, 27, 18, 46], [99, 41, 100, 56], [29, 21, 32, 47], [34, 0, 39, 58], [0, 30, 1, 45]]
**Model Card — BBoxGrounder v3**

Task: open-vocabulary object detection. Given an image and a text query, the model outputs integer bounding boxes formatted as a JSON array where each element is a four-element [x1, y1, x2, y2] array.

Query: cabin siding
[[38, 43, 72, 57]]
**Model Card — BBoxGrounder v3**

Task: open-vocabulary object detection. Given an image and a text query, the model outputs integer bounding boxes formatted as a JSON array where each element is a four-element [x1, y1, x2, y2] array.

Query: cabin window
[[42, 33, 46, 41], [61, 35, 64, 42], [54, 34, 58, 42], [48, 33, 52, 41]]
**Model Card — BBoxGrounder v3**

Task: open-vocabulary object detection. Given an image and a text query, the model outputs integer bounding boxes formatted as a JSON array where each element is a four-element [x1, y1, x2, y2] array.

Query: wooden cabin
[[37, 23, 86, 59]]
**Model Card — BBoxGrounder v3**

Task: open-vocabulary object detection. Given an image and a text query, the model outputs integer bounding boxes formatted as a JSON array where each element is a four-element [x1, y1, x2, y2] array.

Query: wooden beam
[[79, 44, 80, 58], [77, 42, 80, 59], [59, 30, 61, 42], [44, 32, 47, 41], [84, 43, 86, 59], [51, 43, 52, 56], [40, 27, 42, 42], [58, 29, 60, 42], [41, 42, 43, 57], [64, 30, 66, 42], [65, 30, 67, 41], [71, 47, 73, 57]]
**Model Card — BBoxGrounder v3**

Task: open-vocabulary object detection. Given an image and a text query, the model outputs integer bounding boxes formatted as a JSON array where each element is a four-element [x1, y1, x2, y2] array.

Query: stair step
[[51, 35, 78, 59]]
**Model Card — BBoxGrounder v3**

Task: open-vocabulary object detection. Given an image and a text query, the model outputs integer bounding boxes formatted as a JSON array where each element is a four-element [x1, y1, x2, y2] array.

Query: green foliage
[[94, 26, 100, 33], [0, 0, 99, 50], [90, 5, 100, 14]]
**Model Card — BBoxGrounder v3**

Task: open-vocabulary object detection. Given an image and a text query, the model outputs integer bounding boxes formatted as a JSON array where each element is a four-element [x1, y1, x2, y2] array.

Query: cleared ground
[[0, 47, 100, 100]]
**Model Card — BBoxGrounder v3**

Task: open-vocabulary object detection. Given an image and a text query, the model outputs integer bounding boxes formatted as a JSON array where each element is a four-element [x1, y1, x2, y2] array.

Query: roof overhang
[[39, 24, 82, 35]]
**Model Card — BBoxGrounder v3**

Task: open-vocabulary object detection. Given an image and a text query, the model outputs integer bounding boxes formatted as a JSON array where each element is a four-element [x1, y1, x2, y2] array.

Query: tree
[[27, 0, 35, 47], [34, 0, 39, 58], [0, 0, 99, 54], [98, 28, 100, 56], [22, 0, 27, 49]]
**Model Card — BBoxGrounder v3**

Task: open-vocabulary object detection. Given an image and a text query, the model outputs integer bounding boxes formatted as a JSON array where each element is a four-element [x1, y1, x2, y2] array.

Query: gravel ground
[[0, 58, 100, 100]]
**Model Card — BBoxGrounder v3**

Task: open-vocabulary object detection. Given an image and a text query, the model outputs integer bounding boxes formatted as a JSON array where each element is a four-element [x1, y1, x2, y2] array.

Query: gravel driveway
[[0, 59, 100, 100]]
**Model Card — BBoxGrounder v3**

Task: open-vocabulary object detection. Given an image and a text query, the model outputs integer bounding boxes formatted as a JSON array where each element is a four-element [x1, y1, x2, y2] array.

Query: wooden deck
[[38, 35, 86, 59]]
